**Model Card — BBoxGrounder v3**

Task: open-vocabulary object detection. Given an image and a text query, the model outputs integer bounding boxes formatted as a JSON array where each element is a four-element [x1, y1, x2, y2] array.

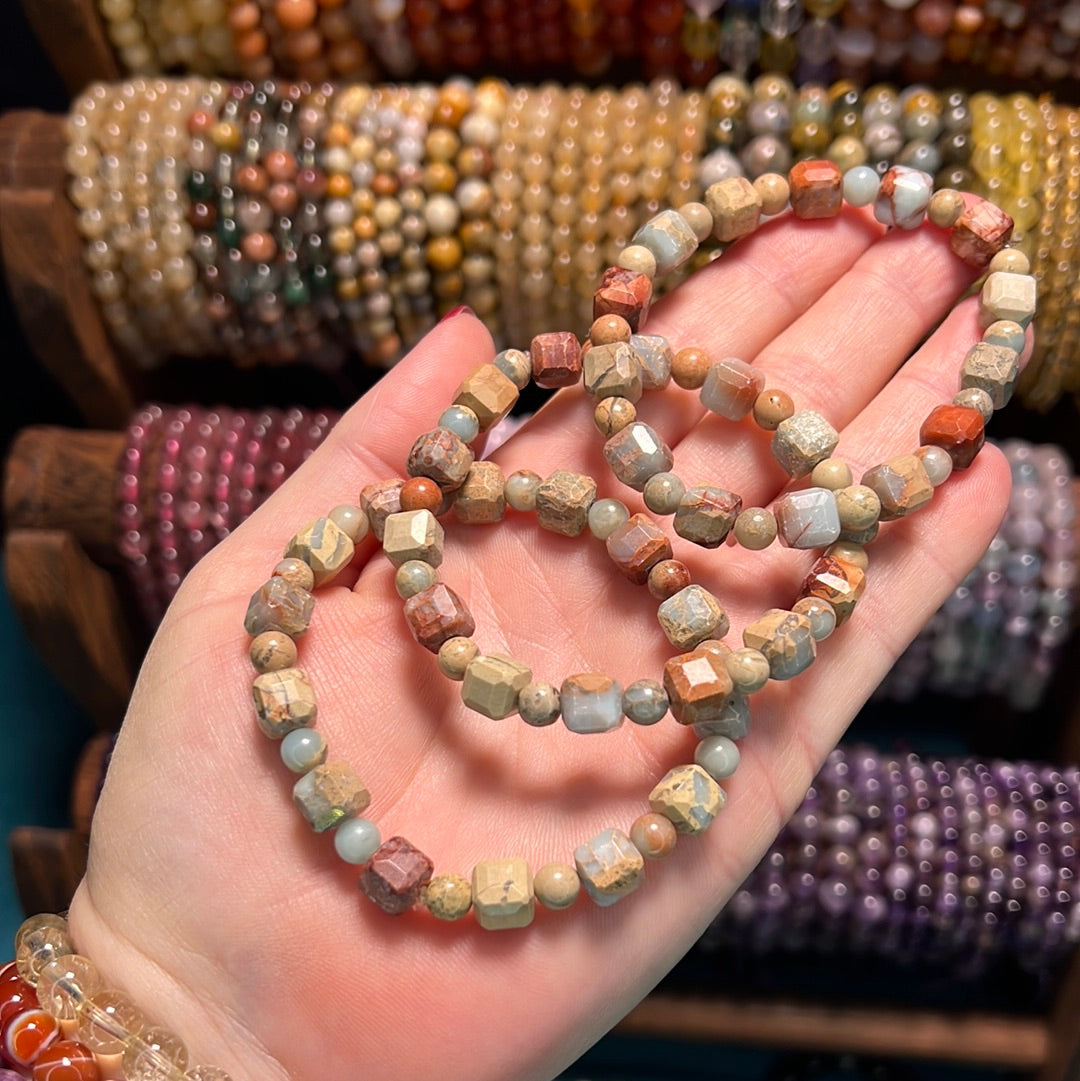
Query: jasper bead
[[753, 389, 795, 430], [917, 445, 953, 486], [606, 513, 673, 584], [437, 405, 481, 444], [774, 487, 841, 548], [249, 631, 297, 673], [704, 176, 762, 241], [560, 673, 624, 733], [788, 159, 843, 218], [359, 836, 433, 915], [663, 647, 734, 726], [280, 728, 327, 772], [798, 555, 866, 625], [950, 199, 1015, 268], [861, 454, 934, 519], [647, 558, 692, 600], [454, 363, 518, 431], [630, 333, 674, 389], [437, 635, 478, 680], [593, 266, 652, 332], [657, 584, 729, 650], [982, 320, 1026, 354], [359, 479, 404, 541], [517, 682, 561, 726], [403, 583, 475, 652], [743, 609, 816, 680], [588, 498, 630, 540], [272, 557, 314, 591], [406, 428, 474, 491], [424, 873, 472, 921], [285, 517, 354, 586], [631, 208, 699, 274], [453, 461, 506, 524], [919, 404, 985, 470], [462, 654, 532, 719], [293, 762, 369, 832], [584, 342, 644, 402], [574, 828, 645, 906], [593, 397, 637, 436], [835, 485, 881, 532], [536, 471, 597, 536], [604, 422, 674, 491], [399, 477, 443, 513], [695, 734, 741, 780], [334, 817, 381, 864], [674, 485, 742, 548], [629, 812, 678, 859], [383, 509, 444, 568], [692, 691, 750, 740], [622, 679, 669, 725], [534, 863, 580, 909], [244, 577, 314, 638], [252, 667, 316, 738], [792, 596, 837, 640], [649, 764, 727, 834], [493, 348, 531, 389], [531, 331, 583, 388], [395, 560, 437, 599], [472, 858, 535, 929], [772, 410, 840, 478], [643, 472, 685, 515], [700, 356, 766, 420], [960, 342, 1020, 409], [733, 507, 777, 549], [504, 470, 541, 511], [724, 647, 770, 694], [979, 271, 1037, 329], [874, 165, 933, 229]]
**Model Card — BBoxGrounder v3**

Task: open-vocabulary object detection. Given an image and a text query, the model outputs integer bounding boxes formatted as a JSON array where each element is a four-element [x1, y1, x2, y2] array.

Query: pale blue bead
[[694, 735, 740, 780], [560, 676, 624, 734], [587, 498, 630, 540], [622, 679, 669, 725], [692, 693, 750, 740], [630, 334, 674, 390], [280, 729, 327, 773], [631, 209, 699, 275], [983, 320, 1026, 353], [774, 487, 841, 549], [842, 165, 880, 207], [437, 404, 480, 443], [793, 598, 837, 641], [574, 828, 644, 906], [334, 817, 382, 864], [873, 165, 933, 229]]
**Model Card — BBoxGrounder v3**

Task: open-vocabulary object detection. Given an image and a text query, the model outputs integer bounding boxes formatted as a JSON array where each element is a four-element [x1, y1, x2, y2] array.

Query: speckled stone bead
[[754, 172, 790, 215], [692, 690, 750, 739], [437, 405, 481, 444], [979, 271, 1037, 329], [334, 817, 381, 864], [606, 513, 673, 584], [437, 635, 478, 680], [724, 647, 770, 694], [245, 576, 314, 638], [704, 176, 762, 241], [531, 331, 583, 389], [250, 630, 298, 673], [504, 469, 541, 511], [678, 202, 713, 241], [622, 679, 669, 725], [919, 404, 985, 470], [990, 249, 1030, 274], [604, 422, 674, 491], [982, 319, 1026, 354], [403, 583, 476, 652], [462, 654, 532, 719], [630, 334, 674, 389], [949, 199, 1014, 267], [874, 165, 933, 229], [788, 160, 843, 219], [383, 509, 444, 567], [583, 341, 644, 402], [424, 873, 473, 921], [329, 504, 369, 543], [593, 266, 652, 333], [454, 364, 519, 432], [534, 863, 581, 909], [953, 387, 995, 422], [472, 859, 534, 929], [792, 596, 837, 640], [798, 555, 866, 625], [536, 470, 597, 536], [518, 681, 561, 726], [733, 507, 777, 549], [835, 485, 881, 532], [285, 517, 354, 587], [359, 478, 404, 541], [657, 584, 729, 650], [586, 497, 629, 540], [743, 609, 816, 680], [574, 828, 645, 906], [253, 667, 316, 738], [774, 487, 841, 549], [772, 410, 840, 478], [593, 397, 637, 437], [631, 209, 699, 274], [359, 836, 433, 915], [663, 647, 735, 725], [617, 244, 658, 278], [861, 453, 934, 519], [753, 389, 795, 431], [493, 348, 532, 389], [700, 356, 767, 420], [407, 428, 475, 491], [293, 762, 370, 832], [673, 485, 743, 548], [649, 764, 726, 834], [928, 188, 965, 227], [647, 559, 692, 600], [281, 728, 327, 773], [827, 540, 869, 571], [560, 673, 624, 733], [453, 461, 506, 524], [273, 557, 315, 591], [590, 314, 632, 345], [629, 812, 678, 859], [643, 472, 685, 515], [395, 559, 438, 599], [695, 734, 740, 780]]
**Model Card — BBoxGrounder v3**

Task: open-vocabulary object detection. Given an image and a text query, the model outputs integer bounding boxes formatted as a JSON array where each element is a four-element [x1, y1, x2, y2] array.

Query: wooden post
[[18, 0, 121, 96], [8, 826, 89, 922]]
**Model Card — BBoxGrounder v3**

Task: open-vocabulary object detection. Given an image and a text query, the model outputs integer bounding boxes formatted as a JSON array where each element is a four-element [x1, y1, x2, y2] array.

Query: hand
[[67, 205, 1023, 1081]]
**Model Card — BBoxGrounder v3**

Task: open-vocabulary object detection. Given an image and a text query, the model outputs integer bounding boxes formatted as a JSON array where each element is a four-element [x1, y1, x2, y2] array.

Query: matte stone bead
[[835, 485, 881, 531], [629, 812, 678, 859], [328, 504, 368, 543], [979, 271, 1037, 329], [630, 333, 674, 389], [593, 266, 652, 333], [657, 585, 729, 650], [453, 461, 506, 524], [960, 342, 1019, 409], [253, 667, 316, 738], [382, 509, 444, 567], [493, 347, 531, 389], [334, 817, 381, 864], [622, 679, 669, 725], [395, 559, 437, 599], [649, 764, 727, 834], [472, 858, 535, 929], [406, 428, 474, 491], [574, 828, 645, 906], [647, 559, 692, 600], [280, 728, 327, 773], [587, 497, 630, 540], [359, 836, 433, 915], [531, 331, 583, 389], [273, 556, 315, 591], [743, 609, 816, 680], [695, 734, 741, 780], [919, 404, 985, 470], [827, 541, 869, 570], [560, 673, 624, 733], [437, 405, 480, 444], [704, 176, 762, 241], [359, 478, 404, 541], [462, 654, 532, 719], [989, 248, 1030, 274], [536, 470, 597, 536], [293, 762, 370, 832], [928, 188, 965, 227], [772, 410, 839, 478], [403, 583, 475, 652], [861, 453, 934, 520], [949, 199, 1014, 267], [424, 873, 473, 921], [774, 487, 841, 549], [504, 469, 540, 511], [810, 457, 853, 490], [454, 363, 519, 431], [678, 201, 713, 241], [691, 692, 750, 740], [873, 165, 932, 229], [284, 517, 354, 586], [437, 636, 478, 680], [724, 647, 770, 694], [982, 319, 1025, 354], [792, 596, 837, 640], [593, 397, 637, 437], [631, 208, 699, 274], [798, 555, 866, 624], [583, 341, 643, 402], [700, 356, 767, 420], [733, 507, 777, 549], [604, 422, 674, 491], [643, 472, 685, 515], [754, 389, 795, 431], [517, 682, 561, 726], [663, 647, 735, 726], [534, 863, 581, 909], [590, 314, 633, 345], [842, 165, 880, 207], [245, 577, 314, 639], [788, 159, 843, 219], [606, 513, 673, 584]]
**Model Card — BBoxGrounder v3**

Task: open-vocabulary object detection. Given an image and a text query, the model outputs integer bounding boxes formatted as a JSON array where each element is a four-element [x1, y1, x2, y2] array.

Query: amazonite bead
[[622, 679, 669, 725], [280, 728, 327, 773], [694, 734, 741, 780], [588, 497, 630, 539], [334, 817, 381, 864], [982, 319, 1026, 354], [395, 559, 438, 599], [560, 673, 624, 733], [574, 828, 645, 906], [631, 208, 699, 274], [437, 404, 481, 444], [842, 165, 880, 207]]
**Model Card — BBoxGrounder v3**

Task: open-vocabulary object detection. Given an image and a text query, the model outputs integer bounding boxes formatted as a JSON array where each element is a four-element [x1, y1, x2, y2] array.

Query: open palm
[[68, 205, 1019, 1081]]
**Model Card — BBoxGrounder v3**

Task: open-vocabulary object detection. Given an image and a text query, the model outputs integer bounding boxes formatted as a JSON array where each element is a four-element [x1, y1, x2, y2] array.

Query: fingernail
[[439, 305, 474, 322]]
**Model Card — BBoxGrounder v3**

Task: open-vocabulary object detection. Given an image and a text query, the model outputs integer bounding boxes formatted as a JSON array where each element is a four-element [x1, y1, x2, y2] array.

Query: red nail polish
[[439, 305, 474, 322]]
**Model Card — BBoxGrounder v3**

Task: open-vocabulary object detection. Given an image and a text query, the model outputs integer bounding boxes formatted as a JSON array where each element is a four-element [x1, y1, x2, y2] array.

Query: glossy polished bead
[[504, 470, 541, 511], [328, 504, 369, 543], [733, 507, 777, 549], [403, 583, 475, 651], [437, 404, 480, 443], [493, 348, 531, 389], [692, 691, 750, 739], [789, 159, 843, 218], [701, 356, 766, 420], [359, 479, 404, 541], [244, 577, 314, 638], [649, 764, 726, 834], [395, 559, 438, 599], [531, 331, 582, 388], [285, 517, 354, 586], [574, 828, 645, 906], [34, 957, 100, 1024], [536, 471, 597, 536], [982, 320, 1026, 354], [774, 487, 841, 549], [359, 836, 433, 915], [31, 1039, 100, 1081], [772, 410, 839, 477], [293, 762, 369, 832], [424, 873, 473, 921], [272, 557, 315, 592], [534, 863, 580, 909], [560, 673, 624, 733], [810, 457, 853, 490], [743, 608, 816, 680], [917, 445, 953, 486], [122, 1025, 188, 1080], [835, 485, 881, 531], [472, 858, 535, 929], [861, 453, 934, 519], [437, 636, 478, 680], [606, 513, 673, 583], [280, 728, 327, 773], [622, 679, 669, 725], [657, 584, 729, 650], [695, 735, 741, 780], [252, 667, 316, 738], [593, 397, 637, 436], [724, 647, 770, 693], [463, 654, 532, 719], [792, 596, 837, 640], [798, 555, 866, 624], [249, 631, 297, 673], [334, 817, 381, 864], [919, 404, 985, 470], [928, 188, 965, 227], [604, 422, 674, 490], [631, 208, 699, 274], [874, 165, 933, 229], [753, 389, 795, 430], [629, 812, 678, 858], [630, 333, 674, 389], [593, 266, 652, 332], [646, 558, 691, 600], [587, 497, 630, 540], [950, 199, 1014, 267], [842, 165, 880, 206], [643, 472, 685, 515], [75, 991, 142, 1055], [663, 647, 735, 725], [584, 341, 644, 401]]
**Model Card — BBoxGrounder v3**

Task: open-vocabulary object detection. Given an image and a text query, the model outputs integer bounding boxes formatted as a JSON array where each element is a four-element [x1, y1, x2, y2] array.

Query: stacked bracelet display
[[242, 158, 1035, 929]]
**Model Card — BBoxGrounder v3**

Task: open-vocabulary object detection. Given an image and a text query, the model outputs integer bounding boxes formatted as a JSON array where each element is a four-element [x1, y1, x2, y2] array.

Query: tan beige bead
[[359, 478, 404, 541], [437, 636, 479, 680], [293, 761, 370, 833], [733, 507, 777, 550], [245, 576, 314, 638], [928, 188, 965, 228], [472, 858, 535, 929], [616, 244, 658, 279], [462, 654, 532, 719], [589, 313, 632, 345], [454, 363, 519, 432], [382, 509, 445, 567], [743, 608, 816, 680], [989, 248, 1031, 275], [536, 470, 598, 536], [657, 584, 729, 651], [826, 540, 869, 571], [671, 346, 711, 390], [252, 667, 317, 738], [593, 396, 637, 436], [647, 558, 692, 600], [704, 176, 762, 242], [753, 389, 795, 430], [407, 428, 475, 491], [810, 457, 853, 490], [574, 828, 645, 906], [285, 516, 355, 586], [649, 764, 727, 834], [583, 341, 644, 401], [249, 631, 298, 673], [533, 863, 581, 909], [273, 557, 315, 591], [861, 454, 934, 520], [629, 812, 678, 859], [453, 461, 506, 524], [753, 172, 790, 216], [425, 873, 473, 921]]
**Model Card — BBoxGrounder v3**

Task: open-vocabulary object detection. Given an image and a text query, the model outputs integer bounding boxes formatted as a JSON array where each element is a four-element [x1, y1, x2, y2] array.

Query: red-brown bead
[[798, 555, 866, 625], [593, 266, 652, 332], [788, 159, 843, 219], [359, 836, 434, 915], [950, 199, 1014, 267], [918, 404, 985, 470], [530, 331, 583, 388], [403, 583, 475, 652], [606, 513, 673, 584]]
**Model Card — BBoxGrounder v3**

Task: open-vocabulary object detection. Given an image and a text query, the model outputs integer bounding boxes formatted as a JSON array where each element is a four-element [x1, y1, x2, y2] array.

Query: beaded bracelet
[[242, 159, 1034, 930]]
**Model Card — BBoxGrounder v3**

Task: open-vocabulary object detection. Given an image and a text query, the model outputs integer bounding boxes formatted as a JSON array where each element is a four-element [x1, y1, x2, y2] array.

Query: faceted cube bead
[[630, 333, 674, 390], [359, 478, 403, 541], [530, 331, 583, 389], [743, 609, 816, 680], [950, 199, 1014, 267], [253, 667, 316, 738], [462, 654, 532, 719], [574, 828, 645, 907], [472, 859, 535, 930], [798, 555, 866, 625], [772, 410, 839, 478], [674, 485, 743, 548], [453, 363, 519, 432], [861, 453, 934, 520], [631, 208, 699, 274], [593, 266, 652, 333], [560, 673, 624, 733], [960, 343, 1019, 409], [774, 487, 841, 549], [649, 764, 727, 834], [244, 576, 314, 638], [692, 691, 750, 740], [382, 509, 444, 567], [874, 165, 933, 229], [536, 470, 597, 536], [604, 422, 674, 491], [919, 404, 985, 470], [284, 517, 354, 586], [979, 271, 1037, 329], [788, 160, 843, 219], [657, 584, 729, 650], [453, 461, 506, 524], [406, 428, 474, 491], [293, 762, 369, 832], [359, 836, 433, 915], [704, 176, 762, 241], [606, 513, 673, 584], [403, 583, 475, 652], [663, 647, 735, 725], [583, 341, 643, 402], [700, 356, 766, 420]]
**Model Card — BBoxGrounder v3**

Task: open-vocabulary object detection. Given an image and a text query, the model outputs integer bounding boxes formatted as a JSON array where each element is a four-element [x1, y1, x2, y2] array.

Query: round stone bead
[[504, 470, 541, 511], [437, 404, 481, 444], [917, 444, 954, 486], [792, 596, 837, 640], [395, 559, 438, 599], [629, 812, 678, 859], [333, 817, 381, 864], [953, 386, 995, 422], [280, 729, 327, 773], [928, 187, 965, 227], [982, 319, 1026, 354], [587, 497, 630, 540], [643, 472, 686, 514], [989, 248, 1031, 275], [273, 557, 315, 591], [835, 485, 881, 531], [437, 636, 479, 680], [518, 681, 561, 726], [594, 397, 637, 436], [249, 631, 297, 673], [694, 734, 741, 780], [724, 647, 770, 693], [753, 389, 794, 430], [842, 165, 880, 207], [753, 172, 790, 215], [647, 559, 691, 600], [826, 540, 869, 570], [622, 679, 669, 725], [672, 347, 711, 390], [733, 507, 777, 549], [328, 504, 369, 542], [534, 863, 581, 909], [589, 314, 632, 345], [678, 201, 714, 240], [424, 873, 473, 920], [810, 457, 853, 490], [493, 348, 531, 389], [617, 243, 658, 278]]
